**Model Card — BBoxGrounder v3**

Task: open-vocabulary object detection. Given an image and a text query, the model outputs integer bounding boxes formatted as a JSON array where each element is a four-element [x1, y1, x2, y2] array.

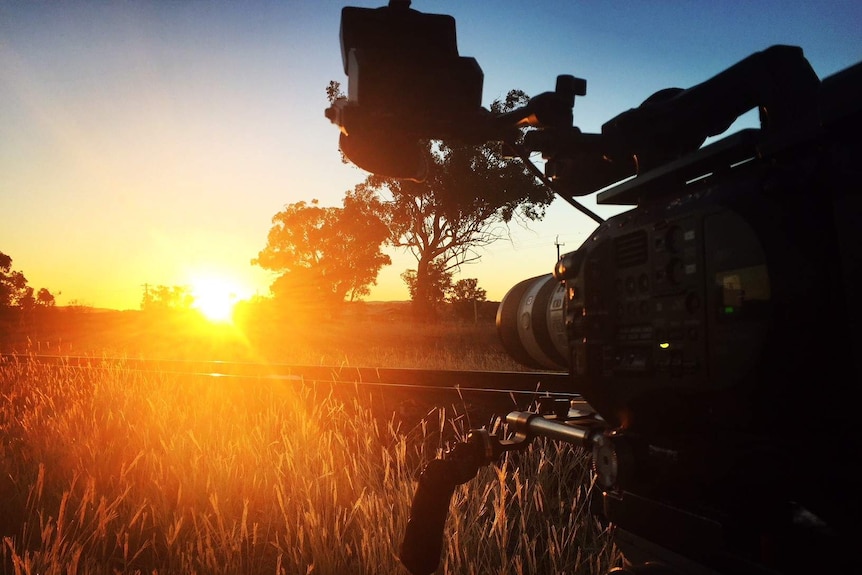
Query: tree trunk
[[412, 256, 436, 321]]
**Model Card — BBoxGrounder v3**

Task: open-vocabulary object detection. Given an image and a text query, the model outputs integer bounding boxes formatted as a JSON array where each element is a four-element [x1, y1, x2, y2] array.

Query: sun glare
[[190, 276, 242, 323]]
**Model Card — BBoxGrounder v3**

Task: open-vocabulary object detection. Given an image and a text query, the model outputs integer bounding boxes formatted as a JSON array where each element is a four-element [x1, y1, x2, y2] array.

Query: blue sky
[[1, 1, 860, 309]]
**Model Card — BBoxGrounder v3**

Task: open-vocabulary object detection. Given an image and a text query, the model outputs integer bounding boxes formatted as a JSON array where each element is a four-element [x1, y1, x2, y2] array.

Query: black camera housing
[[327, 1, 487, 180], [496, 58, 862, 572], [328, 3, 862, 573]]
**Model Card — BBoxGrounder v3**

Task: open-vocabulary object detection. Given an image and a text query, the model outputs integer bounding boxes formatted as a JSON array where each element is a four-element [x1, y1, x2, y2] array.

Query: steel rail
[[0, 353, 577, 400]]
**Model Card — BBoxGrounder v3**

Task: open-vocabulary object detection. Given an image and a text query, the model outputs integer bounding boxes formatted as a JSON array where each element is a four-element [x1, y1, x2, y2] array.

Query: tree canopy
[[253, 190, 391, 315], [0, 251, 55, 312], [400, 260, 452, 312], [352, 90, 554, 315], [140, 285, 194, 313], [448, 277, 487, 322]]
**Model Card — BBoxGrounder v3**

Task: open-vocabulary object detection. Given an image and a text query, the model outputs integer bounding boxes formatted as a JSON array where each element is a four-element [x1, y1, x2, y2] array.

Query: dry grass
[[3, 308, 529, 372], [0, 315, 620, 574], [0, 356, 619, 574]]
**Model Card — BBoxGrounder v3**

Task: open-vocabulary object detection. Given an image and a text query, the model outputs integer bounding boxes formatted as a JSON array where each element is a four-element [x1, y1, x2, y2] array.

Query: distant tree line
[[140, 284, 194, 313]]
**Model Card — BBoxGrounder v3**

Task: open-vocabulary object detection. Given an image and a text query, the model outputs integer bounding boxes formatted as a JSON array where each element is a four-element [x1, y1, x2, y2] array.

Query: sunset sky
[[2, 1, 860, 310]]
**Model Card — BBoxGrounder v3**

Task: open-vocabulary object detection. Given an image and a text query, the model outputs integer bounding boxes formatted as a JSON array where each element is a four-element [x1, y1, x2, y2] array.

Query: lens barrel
[[496, 274, 568, 370]]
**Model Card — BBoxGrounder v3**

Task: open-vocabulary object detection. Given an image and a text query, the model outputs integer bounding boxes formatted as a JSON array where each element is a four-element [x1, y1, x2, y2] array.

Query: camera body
[[328, 3, 861, 573], [496, 60, 861, 572], [540, 122, 859, 573]]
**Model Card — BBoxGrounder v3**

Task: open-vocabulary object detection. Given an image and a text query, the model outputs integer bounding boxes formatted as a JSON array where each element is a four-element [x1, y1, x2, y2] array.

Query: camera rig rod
[[399, 402, 605, 575]]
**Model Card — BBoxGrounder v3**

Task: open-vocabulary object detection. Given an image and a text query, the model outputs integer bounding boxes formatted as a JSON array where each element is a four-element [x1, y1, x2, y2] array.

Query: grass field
[[0, 312, 620, 574]]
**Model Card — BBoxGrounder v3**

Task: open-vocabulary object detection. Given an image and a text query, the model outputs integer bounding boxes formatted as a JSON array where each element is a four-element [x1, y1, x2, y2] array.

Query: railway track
[[1, 353, 576, 415]]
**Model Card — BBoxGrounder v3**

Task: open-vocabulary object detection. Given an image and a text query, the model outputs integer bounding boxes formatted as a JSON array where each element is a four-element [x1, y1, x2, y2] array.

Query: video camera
[[326, 2, 862, 574]]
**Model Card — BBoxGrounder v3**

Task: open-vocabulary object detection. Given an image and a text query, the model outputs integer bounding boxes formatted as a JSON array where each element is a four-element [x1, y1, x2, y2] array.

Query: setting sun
[[190, 275, 243, 323]]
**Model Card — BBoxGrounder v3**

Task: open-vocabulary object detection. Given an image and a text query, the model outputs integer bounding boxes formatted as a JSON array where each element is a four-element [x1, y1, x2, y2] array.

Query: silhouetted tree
[[344, 89, 554, 317], [253, 190, 391, 316], [17, 287, 35, 312], [140, 285, 194, 313], [36, 288, 56, 307], [0, 252, 29, 310], [400, 260, 453, 315], [447, 278, 487, 323], [0, 251, 55, 313]]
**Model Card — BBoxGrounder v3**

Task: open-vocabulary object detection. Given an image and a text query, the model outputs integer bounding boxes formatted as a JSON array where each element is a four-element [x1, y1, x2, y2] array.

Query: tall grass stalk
[[0, 357, 618, 574]]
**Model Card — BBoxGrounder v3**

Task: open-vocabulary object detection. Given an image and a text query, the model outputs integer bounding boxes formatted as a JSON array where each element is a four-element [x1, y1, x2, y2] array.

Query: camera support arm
[[399, 402, 606, 575]]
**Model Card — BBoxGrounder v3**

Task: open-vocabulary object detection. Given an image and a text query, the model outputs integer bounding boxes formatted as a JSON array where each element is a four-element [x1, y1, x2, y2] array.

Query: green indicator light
[[659, 342, 670, 349], [724, 306, 735, 314]]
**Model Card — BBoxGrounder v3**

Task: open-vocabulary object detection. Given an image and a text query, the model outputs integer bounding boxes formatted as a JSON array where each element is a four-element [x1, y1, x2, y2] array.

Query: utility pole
[[555, 235, 565, 261], [141, 283, 151, 309]]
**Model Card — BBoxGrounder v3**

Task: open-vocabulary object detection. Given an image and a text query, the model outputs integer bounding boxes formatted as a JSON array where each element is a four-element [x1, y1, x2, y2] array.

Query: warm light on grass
[[0, 356, 620, 574]]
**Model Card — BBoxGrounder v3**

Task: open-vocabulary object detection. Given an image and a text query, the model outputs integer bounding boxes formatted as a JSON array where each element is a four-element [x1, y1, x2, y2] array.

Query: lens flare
[[190, 276, 242, 323]]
